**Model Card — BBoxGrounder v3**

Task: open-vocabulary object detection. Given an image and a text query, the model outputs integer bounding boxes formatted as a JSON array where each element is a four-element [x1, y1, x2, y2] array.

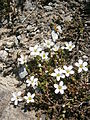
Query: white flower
[[54, 81, 67, 94], [65, 41, 75, 51], [56, 25, 62, 33], [75, 59, 88, 73], [51, 68, 65, 81], [40, 51, 49, 60], [61, 41, 75, 51], [26, 76, 38, 88], [18, 54, 27, 65], [11, 91, 22, 105], [52, 44, 60, 52], [63, 65, 74, 77], [43, 39, 54, 48], [51, 30, 58, 42], [29, 45, 42, 57], [24, 92, 35, 103]]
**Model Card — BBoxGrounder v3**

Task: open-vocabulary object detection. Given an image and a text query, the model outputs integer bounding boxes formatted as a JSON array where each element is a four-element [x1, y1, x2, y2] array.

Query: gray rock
[[25, 0, 35, 11], [19, 66, 28, 79], [44, 6, 53, 11], [0, 76, 37, 120], [6, 42, 14, 48]]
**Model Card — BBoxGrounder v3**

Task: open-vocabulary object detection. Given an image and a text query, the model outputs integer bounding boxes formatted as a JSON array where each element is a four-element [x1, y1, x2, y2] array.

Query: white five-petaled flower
[[43, 39, 54, 48], [52, 44, 60, 52], [11, 91, 22, 105], [51, 68, 65, 81], [26, 76, 38, 89], [51, 30, 58, 42], [54, 81, 67, 94], [24, 92, 35, 103], [65, 41, 75, 51], [63, 65, 74, 77], [61, 41, 75, 51], [75, 59, 88, 73], [18, 54, 27, 65], [29, 45, 42, 57], [40, 51, 49, 60]]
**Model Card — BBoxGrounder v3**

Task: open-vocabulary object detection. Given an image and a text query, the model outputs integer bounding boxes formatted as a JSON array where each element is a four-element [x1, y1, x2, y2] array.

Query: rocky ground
[[0, 0, 90, 120]]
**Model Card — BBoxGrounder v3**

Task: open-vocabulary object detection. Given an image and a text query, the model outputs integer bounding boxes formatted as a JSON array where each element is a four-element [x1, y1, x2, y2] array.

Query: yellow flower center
[[66, 70, 70, 73], [34, 49, 37, 52], [28, 97, 32, 100], [43, 54, 45, 58], [57, 73, 60, 77], [31, 80, 34, 83], [69, 46, 72, 49], [58, 86, 62, 90], [47, 42, 50, 45], [80, 64, 83, 68]]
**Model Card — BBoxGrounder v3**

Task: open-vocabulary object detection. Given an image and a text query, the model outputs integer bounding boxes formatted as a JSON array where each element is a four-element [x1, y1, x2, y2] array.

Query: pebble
[[6, 42, 14, 48], [44, 6, 53, 11]]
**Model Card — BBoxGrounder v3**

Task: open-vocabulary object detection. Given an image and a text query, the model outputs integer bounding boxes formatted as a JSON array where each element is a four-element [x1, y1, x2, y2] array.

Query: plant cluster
[[11, 23, 89, 119]]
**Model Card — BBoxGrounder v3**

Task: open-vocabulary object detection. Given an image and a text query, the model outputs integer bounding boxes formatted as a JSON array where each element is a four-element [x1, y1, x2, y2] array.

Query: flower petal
[[83, 62, 88, 66], [65, 42, 68, 47], [66, 73, 69, 77], [31, 93, 35, 98], [51, 30, 58, 42], [70, 70, 74, 74], [27, 92, 31, 97], [54, 84, 58, 88], [57, 76, 60, 81], [60, 74, 65, 78], [51, 73, 56, 77], [34, 78, 38, 82], [14, 100, 18, 105], [29, 47, 33, 51], [83, 67, 88, 71], [62, 85, 67, 90], [75, 62, 79, 67], [31, 99, 34, 102], [30, 76, 34, 80], [54, 69, 59, 73], [11, 97, 15, 101], [24, 96, 28, 100], [55, 89, 59, 94], [60, 89, 64, 94], [79, 59, 83, 64], [27, 100, 30, 103], [78, 68, 82, 73], [69, 41, 72, 45], [63, 65, 67, 70], [59, 81, 63, 86], [68, 65, 73, 70]]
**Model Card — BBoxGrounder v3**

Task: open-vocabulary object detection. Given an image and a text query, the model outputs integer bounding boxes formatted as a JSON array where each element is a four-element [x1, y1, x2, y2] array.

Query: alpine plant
[[11, 23, 88, 120]]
